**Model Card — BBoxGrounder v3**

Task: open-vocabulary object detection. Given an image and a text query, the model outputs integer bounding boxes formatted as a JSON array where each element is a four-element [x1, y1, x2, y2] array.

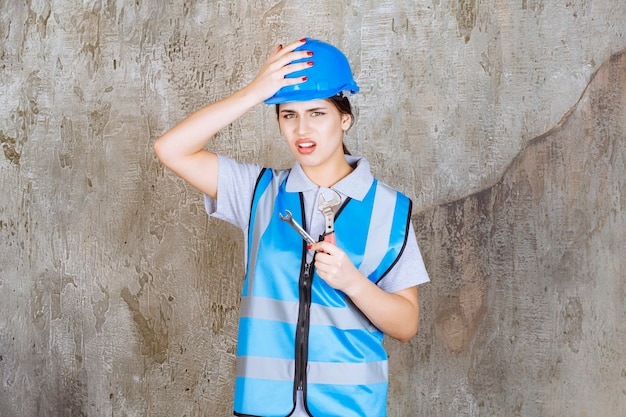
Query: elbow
[[393, 295, 420, 342], [153, 137, 166, 162], [395, 322, 419, 343], [396, 336, 414, 343], [153, 137, 174, 168], [388, 316, 418, 343], [387, 286, 420, 342]]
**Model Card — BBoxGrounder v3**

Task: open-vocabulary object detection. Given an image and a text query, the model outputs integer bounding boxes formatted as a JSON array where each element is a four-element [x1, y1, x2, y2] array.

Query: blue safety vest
[[233, 168, 412, 417]]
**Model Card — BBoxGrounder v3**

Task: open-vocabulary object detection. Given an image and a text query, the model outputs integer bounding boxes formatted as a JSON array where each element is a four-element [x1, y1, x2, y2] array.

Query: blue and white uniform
[[205, 155, 430, 417]]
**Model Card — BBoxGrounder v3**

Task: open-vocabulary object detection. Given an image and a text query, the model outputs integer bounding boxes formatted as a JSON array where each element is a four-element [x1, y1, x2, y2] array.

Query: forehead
[[278, 99, 334, 112]]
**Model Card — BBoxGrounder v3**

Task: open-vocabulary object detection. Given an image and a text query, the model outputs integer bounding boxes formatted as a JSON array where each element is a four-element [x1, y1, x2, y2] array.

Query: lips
[[295, 139, 316, 154]]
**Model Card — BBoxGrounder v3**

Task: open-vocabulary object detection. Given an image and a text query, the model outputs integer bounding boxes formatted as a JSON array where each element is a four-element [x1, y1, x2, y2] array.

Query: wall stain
[[414, 48, 626, 414], [210, 302, 238, 335], [561, 297, 583, 353], [2, 69, 42, 166], [120, 274, 171, 364], [59, 117, 76, 169], [522, 0, 544, 14], [455, 0, 477, 43], [27, 0, 52, 38], [91, 281, 110, 334], [31, 265, 77, 329], [0, 131, 20, 165], [88, 101, 112, 138], [436, 303, 468, 353]]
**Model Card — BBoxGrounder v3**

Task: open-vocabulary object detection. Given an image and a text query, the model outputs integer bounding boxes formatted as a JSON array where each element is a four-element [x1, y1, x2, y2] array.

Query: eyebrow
[[279, 107, 328, 114]]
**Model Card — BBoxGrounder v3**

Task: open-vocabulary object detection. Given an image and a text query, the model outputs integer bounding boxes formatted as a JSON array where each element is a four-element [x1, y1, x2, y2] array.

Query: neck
[[303, 156, 353, 188]]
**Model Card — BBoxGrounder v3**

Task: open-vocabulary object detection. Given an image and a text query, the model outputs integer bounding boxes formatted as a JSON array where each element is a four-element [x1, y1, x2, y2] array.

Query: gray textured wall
[[1, 1, 624, 416]]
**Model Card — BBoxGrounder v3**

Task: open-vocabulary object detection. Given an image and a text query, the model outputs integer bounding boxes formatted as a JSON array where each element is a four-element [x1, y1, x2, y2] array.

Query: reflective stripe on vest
[[234, 168, 411, 417]]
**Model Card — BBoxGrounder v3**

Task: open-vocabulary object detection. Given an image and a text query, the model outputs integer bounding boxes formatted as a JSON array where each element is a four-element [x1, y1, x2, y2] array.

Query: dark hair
[[275, 94, 354, 155]]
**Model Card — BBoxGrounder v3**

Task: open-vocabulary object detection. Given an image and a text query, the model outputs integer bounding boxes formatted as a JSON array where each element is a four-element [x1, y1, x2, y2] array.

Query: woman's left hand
[[309, 240, 420, 342], [308, 241, 363, 294]]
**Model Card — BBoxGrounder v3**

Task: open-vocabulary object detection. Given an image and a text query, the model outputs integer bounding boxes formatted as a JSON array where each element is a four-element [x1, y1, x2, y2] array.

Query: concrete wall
[[1, 1, 624, 416]]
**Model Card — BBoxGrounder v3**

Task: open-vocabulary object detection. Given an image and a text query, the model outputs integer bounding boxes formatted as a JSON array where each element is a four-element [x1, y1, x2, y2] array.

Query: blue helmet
[[264, 38, 360, 105]]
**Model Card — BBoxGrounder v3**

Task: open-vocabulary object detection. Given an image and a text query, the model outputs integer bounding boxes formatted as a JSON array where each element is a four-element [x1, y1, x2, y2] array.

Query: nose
[[296, 115, 310, 135]]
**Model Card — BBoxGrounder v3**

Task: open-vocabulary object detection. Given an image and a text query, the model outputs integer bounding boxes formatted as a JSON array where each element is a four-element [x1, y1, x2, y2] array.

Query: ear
[[341, 113, 352, 131]]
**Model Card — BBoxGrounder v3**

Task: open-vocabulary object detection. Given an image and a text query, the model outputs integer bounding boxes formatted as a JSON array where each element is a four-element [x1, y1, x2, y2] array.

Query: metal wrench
[[317, 190, 341, 245], [279, 210, 316, 246]]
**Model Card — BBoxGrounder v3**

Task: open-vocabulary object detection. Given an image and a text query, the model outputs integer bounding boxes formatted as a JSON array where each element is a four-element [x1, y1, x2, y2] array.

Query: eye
[[310, 111, 325, 117], [281, 113, 297, 119]]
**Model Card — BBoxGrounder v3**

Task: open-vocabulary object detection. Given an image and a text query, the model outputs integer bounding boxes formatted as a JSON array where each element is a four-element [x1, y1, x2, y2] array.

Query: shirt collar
[[285, 155, 374, 201]]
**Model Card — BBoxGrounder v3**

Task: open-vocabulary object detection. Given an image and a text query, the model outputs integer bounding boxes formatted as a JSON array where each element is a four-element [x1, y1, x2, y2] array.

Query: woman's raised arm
[[153, 39, 311, 198]]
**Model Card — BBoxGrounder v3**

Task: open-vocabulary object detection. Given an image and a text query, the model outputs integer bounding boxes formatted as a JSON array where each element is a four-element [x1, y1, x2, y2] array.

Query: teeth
[[299, 143, 314, 148]]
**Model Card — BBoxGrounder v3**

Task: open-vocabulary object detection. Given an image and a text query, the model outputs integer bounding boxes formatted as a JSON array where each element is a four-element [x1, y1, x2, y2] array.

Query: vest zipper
[[295, 260, 313, 392]]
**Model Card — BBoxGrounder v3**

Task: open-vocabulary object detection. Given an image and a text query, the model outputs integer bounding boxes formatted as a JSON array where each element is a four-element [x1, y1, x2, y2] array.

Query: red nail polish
[[307, 51, 314, 56], [302, 76, 308, 82], [307, 244, 312, 250], [300, 38, 307, 43], [307, 61, 313, 66]]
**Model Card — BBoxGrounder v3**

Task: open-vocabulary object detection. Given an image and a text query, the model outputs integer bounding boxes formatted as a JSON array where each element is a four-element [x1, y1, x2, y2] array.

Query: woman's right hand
[[244, 38, 313, 103], [154, 39, 313, 199]]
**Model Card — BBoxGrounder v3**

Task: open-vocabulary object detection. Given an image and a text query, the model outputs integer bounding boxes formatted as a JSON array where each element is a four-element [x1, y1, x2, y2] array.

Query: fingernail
[[307, 61, 313, 66], [307, 244, 312, 250], [307, 51, 314, 56], [300, 38, 307, 43], [302, 76, 308, 82], [278, 44, 283, 49]]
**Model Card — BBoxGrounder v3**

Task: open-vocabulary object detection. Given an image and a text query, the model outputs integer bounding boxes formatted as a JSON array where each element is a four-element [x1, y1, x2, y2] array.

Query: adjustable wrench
[[279, 210, 316, 246], [317, 190, 341, 244]]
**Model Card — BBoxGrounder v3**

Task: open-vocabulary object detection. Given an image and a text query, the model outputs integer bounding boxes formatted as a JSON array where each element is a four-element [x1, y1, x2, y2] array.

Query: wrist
[[233, 84, 266, 108], [342, 269, 370, 300]]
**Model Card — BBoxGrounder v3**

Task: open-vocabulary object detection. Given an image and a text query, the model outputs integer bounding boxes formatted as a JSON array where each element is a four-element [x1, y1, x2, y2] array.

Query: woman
[[154, 38, 429, 417]]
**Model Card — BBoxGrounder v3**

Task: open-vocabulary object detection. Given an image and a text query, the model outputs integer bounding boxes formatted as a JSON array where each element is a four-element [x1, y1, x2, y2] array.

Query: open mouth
[[296, 139, 316, 154]]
